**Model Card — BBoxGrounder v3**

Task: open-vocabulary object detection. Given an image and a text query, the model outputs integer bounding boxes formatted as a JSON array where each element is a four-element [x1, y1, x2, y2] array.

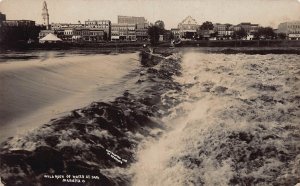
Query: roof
[[280, 21, 300, 25], [179, 16, 198, 25], [111, 23, 136, 27], [5, 20, 35, 22], [40, 30, 54, 33], [40, 33, 62, 41], [85, 20, 110, 23]]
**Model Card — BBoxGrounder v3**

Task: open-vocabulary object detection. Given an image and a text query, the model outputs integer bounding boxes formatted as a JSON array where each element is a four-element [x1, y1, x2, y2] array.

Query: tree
[[199, 21, 214, 30], [210, 31, 218, 39], [169, 32, 175, 40], [277, 33, 286, 40], [233, 28, 247, 39], [148, 25, 161, 45], [148, 20, 166, 45], [256, 27, 275, 39], [103, 32, 108, 41], [154, 20, 165, 31], [0, 25, 44, 44]]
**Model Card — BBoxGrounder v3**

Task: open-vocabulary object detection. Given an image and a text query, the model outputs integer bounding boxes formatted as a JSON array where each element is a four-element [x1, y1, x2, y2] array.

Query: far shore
[[0, 40, 300, 55]]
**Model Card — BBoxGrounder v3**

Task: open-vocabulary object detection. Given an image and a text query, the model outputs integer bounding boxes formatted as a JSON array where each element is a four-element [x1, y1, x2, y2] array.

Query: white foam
[[131, 51, 300, 185]]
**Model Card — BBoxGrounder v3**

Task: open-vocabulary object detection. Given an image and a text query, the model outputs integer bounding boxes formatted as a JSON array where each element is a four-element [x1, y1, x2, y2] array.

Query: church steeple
[[42, 1, 49, 29]]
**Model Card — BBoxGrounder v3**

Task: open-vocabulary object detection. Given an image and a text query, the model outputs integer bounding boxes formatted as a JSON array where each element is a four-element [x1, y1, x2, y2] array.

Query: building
[[111, 24, 120, 40], [278, 21, 300, 34], [111, 23, 136, 41], [288, 33, 300, 40], [39, 29, 55, 39], [73, 28, 90, 41], [0, 12, 6, 26], [2, 19, 41, 43], [51, 23, 84, 30], [171, 28, 180, 39], [197, 29, 215, 40], [85, 20, 111, 40], [49, 23, 85, 41], [226, 23, 260, 40], [235, 22, 260, 33], [213, 23, 233, 39], [3, 20, 35, 27], [63, 28, 74, 41], [214, 23, 227, 33], [39, 33, 62, 43], [115, 15, 149, 41], [277, 21, 300, 40], [63, 28, 105, 42], [42, 1, 50, 29], [0, 12, 6, 42], [43, 22, 107, 42], [163, 30, 172, 41], [118, 15, 148, 29], [89, 29, 105, 42], [178, 16, 198, 39], [229, 25, 241, 32], [135, 28, 148, 41]]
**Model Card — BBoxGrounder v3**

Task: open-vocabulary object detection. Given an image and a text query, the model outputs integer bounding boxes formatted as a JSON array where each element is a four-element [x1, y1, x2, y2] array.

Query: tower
[[42, 1, 49, 29]]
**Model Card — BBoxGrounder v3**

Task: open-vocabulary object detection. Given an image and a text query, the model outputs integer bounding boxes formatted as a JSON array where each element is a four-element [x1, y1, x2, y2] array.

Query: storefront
[[289, 34, 300, 40]]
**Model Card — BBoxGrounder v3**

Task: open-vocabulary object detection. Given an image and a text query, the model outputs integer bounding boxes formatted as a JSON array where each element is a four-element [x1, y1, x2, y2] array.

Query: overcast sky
[[0, 0, 300, 29]]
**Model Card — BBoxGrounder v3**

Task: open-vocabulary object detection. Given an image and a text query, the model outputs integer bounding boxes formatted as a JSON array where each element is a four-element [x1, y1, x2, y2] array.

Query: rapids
[[131, 51, 300, 186], [0, 49, 299, 186]]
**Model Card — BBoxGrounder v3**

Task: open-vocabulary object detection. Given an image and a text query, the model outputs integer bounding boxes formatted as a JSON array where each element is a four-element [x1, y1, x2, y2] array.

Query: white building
[[278, 21, 300, 40], [278, 21, 300, 34], [178, 16, 198, 39]]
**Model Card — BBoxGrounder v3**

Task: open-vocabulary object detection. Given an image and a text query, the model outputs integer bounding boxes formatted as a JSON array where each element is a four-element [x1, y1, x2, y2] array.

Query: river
[[131, 51, 300, 185], [0, 51, 140, 142], [0, 49, 299, 186]]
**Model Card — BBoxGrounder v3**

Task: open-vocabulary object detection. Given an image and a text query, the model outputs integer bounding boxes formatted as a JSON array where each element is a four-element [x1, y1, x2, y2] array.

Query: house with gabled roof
[[178, 16, 198, 39]]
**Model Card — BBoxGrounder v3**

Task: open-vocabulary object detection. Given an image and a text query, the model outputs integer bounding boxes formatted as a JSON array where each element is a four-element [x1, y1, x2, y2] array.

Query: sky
[[0, 0, 300, 29]]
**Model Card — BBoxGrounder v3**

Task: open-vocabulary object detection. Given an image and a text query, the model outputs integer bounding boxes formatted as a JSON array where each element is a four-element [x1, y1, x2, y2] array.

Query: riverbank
[[1, 40, 300, 52], [154, 47, 300, 55], [1, 46, 300, 60], [177, 39, 300, 47]]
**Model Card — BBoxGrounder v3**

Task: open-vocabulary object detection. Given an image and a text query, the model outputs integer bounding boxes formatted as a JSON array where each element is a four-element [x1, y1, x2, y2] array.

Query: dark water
[[0, 50, 299, 186]]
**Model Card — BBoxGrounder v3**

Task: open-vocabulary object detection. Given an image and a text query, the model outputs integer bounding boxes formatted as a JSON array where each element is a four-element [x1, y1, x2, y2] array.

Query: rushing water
[[132, 51, 300, 186], [0, 51, 139, 142], [0, 49, 299, 186]]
